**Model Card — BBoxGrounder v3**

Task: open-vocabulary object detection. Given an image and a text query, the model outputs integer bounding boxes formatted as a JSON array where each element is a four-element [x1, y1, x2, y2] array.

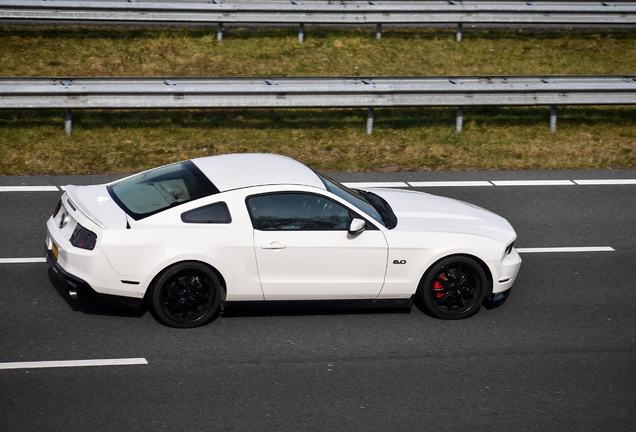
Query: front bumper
[[490, 247, 522, 294], [46, 248, 143, 309]]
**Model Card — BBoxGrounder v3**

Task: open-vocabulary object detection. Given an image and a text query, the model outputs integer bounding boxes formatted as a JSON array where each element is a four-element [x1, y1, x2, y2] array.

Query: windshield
[[108, 160, 219, 220], [315, 171, 396, 228]]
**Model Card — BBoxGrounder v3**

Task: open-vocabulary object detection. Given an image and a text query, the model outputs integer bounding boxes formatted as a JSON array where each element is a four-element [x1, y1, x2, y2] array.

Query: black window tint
[[247, 193, 351, 231], [108, 160, 219, 220], [181, 202, 231, 224]]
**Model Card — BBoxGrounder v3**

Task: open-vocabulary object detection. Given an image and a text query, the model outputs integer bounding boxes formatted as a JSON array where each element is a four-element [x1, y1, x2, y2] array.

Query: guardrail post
[[456, 107, 463, 133], [217, 23, 223, 41], [64, 109, 73, 135], [366, 108, 374, 134], [376, 24, 382, 41], [550, 105, 557, 131], [298, 23, 304, 43], [456, 23, 463, 42]]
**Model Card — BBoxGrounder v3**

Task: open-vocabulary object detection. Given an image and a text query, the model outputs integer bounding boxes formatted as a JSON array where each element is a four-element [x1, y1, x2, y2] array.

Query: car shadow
[[48, 267, 508, 324], [482, 290, 512, 311], [411, 291, 511, 319], [220, 300, 413, 319]]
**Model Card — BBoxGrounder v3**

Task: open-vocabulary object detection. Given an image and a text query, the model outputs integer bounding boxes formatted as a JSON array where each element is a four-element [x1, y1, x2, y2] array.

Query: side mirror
[[348, 218, 366, 235]]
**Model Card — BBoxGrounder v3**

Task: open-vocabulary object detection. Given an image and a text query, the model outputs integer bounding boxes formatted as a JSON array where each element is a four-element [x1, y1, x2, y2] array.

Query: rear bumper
[[46, 248, 143, 309]]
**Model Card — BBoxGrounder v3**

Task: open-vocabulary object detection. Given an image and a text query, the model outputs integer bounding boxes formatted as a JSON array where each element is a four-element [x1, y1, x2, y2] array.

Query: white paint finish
[[70, 184, 125, 230], [407, 181, 493, 187], [573, 179, 636, 185], [253, 229, 389, 300], [0, 257, 46, 264], [491, 180, 575, 186], [372, 187, 515, 244], [42, 154, 522, 319], [191, 153, 326, 192], [517, 246, 615, 253], [0, 358, 148, 370], [342, 182, 409, 188], [0, 185, 59, 192]]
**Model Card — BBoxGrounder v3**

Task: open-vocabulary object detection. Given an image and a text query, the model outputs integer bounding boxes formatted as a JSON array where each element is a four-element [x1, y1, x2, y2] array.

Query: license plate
[[52, 243, 59, 259]]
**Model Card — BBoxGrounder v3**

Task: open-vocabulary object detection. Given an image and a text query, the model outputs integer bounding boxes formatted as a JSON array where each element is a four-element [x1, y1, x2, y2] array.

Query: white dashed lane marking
[[516, 246, 615, 253], [0, 358, 149, 370], [490, 180, 575, 186], [0, 186, 59, 192], [342, 182, 409, 188], [573, 179, 636, 185], [407, 181, 493, 187], [342, 179, 636, 188], [0, 258, 47, 264]]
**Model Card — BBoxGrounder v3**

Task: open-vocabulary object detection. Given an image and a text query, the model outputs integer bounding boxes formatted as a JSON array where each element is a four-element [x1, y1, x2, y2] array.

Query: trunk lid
[[66, 184, 128, 230]]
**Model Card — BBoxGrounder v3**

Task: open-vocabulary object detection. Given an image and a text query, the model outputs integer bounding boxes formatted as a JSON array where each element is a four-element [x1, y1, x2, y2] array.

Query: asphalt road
[[1, 169, 635, 432]]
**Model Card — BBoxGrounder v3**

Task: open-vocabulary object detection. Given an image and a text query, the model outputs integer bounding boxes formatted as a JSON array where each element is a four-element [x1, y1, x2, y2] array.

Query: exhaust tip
[[68, 288, 78, 300]]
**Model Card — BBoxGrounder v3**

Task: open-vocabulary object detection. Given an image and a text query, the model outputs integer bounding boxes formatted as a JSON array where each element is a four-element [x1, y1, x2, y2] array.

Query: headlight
[[70, 224, 97, 250], [504, 241, 515, 257]]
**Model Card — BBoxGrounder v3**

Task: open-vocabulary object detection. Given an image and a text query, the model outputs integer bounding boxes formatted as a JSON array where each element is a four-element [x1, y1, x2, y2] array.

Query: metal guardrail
[[2, 75, 635, 134], [1, 1, 636, 42]]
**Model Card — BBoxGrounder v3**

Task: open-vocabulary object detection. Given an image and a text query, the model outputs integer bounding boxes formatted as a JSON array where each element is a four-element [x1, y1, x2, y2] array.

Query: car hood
[[368, 188, 516, 243]]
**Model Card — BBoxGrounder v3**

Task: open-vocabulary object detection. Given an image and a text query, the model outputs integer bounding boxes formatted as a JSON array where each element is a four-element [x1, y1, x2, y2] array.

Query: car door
[[247, 192, 389, 300]]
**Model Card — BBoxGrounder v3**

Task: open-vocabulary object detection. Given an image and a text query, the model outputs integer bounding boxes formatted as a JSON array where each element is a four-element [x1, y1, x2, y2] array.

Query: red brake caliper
[[432, 275, 446, 298]]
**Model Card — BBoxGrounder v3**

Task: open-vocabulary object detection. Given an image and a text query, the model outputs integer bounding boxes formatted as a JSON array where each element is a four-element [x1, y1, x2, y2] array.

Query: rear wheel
[[150, 262, 221, 328], [420, 256, 487, 320]]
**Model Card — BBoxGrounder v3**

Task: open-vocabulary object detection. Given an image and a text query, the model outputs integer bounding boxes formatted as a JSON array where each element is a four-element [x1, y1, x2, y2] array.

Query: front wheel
[[419, 256, 487, 320], [150, 262, 221, 328]]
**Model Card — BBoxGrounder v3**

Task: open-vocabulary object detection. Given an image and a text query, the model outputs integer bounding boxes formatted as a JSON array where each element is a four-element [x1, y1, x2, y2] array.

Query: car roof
[[191, 153, 327, 192]]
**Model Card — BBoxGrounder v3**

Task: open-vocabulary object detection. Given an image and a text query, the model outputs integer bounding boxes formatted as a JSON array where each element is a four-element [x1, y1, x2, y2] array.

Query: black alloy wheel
[[151, 262, 221, 328], [420, 256, 487, 320]]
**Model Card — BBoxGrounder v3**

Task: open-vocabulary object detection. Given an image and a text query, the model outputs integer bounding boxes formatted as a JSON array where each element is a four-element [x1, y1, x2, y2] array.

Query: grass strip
[[0, 25, 634, 174]]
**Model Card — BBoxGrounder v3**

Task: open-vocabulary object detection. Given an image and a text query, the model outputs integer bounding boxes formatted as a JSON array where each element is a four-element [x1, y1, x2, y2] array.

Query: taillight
[[53, 200, 62, 218], [70, 224, 97, 250]]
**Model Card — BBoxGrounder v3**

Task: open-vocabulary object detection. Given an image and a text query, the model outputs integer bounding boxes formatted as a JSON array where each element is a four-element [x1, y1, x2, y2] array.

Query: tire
[[150, 262, 221, 328], [419, 256, 487, 320]]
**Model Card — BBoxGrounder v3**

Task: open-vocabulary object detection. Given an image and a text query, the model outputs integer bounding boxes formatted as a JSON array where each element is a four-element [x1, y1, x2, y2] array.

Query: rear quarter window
[[181, 202, 232, 224]]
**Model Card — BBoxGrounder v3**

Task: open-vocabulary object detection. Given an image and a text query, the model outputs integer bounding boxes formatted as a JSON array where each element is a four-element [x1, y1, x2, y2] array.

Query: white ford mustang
[[46, 153, 521, 327]]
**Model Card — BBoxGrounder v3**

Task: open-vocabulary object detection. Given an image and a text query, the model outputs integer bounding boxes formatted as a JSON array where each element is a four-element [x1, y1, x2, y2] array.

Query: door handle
[[261, 241, 287, 250]]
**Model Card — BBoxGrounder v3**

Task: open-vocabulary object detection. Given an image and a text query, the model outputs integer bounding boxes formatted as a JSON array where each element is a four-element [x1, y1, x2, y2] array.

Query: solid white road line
[[407, 181, 493, 187], [0, 186, 59, 192], [0, 180, 635, 191], [574, 179, 636, 185], [517, 246, 615, 253], [491, 180, 575, 186], [0, 258, 47, 264], [342, 182, 409, 188], [0, 358, 149, 370]]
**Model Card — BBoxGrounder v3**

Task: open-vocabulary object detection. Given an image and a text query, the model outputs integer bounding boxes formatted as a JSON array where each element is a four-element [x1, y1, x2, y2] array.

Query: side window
[[181, 202, 232, 224], [247, 193, 351, 231]]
